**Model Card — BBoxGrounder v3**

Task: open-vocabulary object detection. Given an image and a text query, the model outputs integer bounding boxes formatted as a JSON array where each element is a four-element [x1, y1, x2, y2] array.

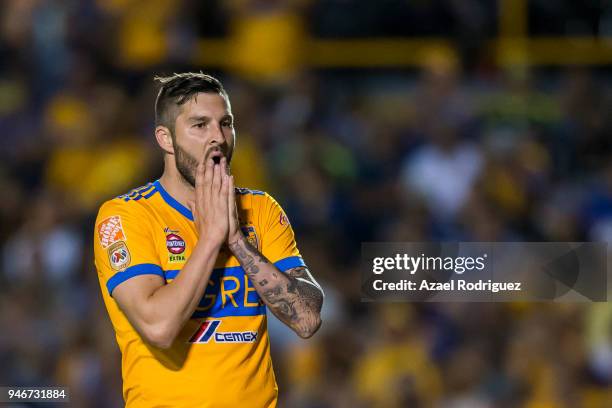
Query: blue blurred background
[[0, 1, 611, 407]]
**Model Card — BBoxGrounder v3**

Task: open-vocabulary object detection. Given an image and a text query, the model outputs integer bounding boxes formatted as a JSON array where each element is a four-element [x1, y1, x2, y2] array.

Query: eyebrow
[[188, 114, 233, 123], [188, 115, 211, 123]]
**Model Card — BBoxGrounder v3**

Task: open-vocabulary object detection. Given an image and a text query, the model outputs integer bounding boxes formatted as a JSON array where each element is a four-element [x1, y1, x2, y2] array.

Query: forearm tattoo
[[228, 237, 269, 275], [228, 238, 324, 337]]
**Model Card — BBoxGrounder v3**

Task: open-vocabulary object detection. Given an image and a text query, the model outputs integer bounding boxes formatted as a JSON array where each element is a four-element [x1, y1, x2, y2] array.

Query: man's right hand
[[192, 156, 230, 246], [112, 156, 230, 349]]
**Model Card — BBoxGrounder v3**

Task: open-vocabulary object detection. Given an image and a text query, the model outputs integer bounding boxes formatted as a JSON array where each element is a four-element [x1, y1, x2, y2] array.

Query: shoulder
[[95, 184, 157, 250], [115, 182, 157, 203], [96, 183, 156, 222], [235, 187, 280, 209], [235, 188, 289, 225], [235, 187, 268, 207]]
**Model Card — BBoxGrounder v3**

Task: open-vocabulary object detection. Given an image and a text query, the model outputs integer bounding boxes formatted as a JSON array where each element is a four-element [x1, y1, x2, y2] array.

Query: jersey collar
[[153, 180, 194, 221]]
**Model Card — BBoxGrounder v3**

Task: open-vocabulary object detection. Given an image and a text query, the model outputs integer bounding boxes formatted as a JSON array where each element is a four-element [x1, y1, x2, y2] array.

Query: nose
[[209, 121, 226, 146]]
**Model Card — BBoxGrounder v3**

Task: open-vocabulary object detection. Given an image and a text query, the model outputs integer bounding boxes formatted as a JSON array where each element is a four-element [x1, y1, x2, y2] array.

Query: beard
[[175, 143, 199, 188], [174, 142, 232, 188]]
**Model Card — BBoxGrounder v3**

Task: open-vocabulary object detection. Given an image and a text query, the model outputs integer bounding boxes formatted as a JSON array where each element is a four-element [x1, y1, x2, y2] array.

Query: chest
[[151, 209, 262, 271]]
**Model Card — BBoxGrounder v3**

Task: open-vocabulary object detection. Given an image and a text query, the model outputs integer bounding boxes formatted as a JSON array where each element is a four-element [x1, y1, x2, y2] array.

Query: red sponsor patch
[[98, 216, 126, 248], [166, 233, 186, 254]]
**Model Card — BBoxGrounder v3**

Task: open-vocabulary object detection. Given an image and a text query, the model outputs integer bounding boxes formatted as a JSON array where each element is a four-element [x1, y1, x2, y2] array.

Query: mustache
[[204, 145, 229, 164]]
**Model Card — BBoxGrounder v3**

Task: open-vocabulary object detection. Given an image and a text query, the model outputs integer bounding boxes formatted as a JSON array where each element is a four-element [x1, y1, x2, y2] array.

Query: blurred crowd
[[1, 1, 612, 407]]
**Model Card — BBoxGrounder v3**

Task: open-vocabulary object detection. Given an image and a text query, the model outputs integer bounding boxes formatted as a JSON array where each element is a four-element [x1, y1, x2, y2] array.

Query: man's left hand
[[226, 166, 243, 246]]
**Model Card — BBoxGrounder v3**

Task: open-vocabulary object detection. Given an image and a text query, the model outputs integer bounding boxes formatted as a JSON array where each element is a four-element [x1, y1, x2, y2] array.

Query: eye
[[194, 123, 205, 128], [222, 120, 233, 128]]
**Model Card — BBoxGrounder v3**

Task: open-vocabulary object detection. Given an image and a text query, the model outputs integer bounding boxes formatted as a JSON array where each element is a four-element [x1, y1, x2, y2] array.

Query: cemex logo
[[189, 320, 258, 344]]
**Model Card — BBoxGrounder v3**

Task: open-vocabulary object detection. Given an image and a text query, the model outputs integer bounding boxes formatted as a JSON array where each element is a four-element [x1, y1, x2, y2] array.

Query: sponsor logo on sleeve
[[108, 241, 131, 271], [98, 216, 126, 248], [279, 213, 290, 226]]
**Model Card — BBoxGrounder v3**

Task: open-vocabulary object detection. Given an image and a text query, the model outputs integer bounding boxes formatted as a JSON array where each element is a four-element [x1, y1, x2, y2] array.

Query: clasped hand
[[189, 156, 242, 247]]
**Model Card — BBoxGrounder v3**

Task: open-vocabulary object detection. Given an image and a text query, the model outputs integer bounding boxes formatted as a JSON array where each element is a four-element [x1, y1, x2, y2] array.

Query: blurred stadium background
[[1, 0, 612, 407]]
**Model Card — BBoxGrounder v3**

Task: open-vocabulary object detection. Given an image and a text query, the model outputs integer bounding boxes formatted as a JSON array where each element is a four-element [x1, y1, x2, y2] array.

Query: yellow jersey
[[93, 180, 305, 408]]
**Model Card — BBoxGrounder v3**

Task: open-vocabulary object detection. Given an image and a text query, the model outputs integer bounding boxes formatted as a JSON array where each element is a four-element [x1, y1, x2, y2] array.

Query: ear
[[155, 126, 174, 155]]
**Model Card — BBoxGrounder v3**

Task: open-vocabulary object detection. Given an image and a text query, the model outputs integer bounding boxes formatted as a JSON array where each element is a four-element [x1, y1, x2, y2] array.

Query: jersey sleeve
[[259, 193, 307, 273], [94, 200, 163, 296]]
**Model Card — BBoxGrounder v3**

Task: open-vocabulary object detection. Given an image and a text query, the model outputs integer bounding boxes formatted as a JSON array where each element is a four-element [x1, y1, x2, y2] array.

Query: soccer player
[[93, 72, 324, 407]]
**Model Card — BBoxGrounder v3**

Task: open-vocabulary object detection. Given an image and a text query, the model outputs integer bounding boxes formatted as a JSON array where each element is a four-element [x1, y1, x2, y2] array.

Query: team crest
[[98, 216, 126, 248], [166, 229, 186, 263], [240, 224, 259, 249], [108, 241, 131, 271]]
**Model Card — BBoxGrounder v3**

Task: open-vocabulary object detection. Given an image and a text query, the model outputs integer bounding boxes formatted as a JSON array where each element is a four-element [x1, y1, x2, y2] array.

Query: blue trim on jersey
[[163, 257, 305, 280], [131, 184, 153, 197], [164, 269, 180, 279], [119, 183, 157, 202], [107, 263, 164, 296], [163, 265, 245, 281], [191, 305, 266, 319], [153, 180, 194, 221], [143, 188, 158, 199], [274, 256, 306, 272]]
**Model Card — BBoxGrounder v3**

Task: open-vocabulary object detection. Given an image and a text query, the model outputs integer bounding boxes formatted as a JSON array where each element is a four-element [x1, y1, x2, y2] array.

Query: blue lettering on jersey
[[165, 266, 266, 318]]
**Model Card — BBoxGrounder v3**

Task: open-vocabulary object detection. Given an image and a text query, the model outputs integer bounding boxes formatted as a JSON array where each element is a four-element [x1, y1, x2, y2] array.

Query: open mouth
[[208, 149, 224, 164]]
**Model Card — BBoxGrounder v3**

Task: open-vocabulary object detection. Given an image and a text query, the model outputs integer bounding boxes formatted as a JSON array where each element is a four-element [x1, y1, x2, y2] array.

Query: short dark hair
[[154, 72, 228, 133]]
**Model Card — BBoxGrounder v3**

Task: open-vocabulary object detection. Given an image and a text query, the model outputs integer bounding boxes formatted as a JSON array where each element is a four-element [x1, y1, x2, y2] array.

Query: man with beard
[[93, 72, 323, 407]]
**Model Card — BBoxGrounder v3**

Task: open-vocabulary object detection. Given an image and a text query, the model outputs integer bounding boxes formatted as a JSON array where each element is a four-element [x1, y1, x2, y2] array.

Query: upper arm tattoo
[[286, 266, 324, 308]]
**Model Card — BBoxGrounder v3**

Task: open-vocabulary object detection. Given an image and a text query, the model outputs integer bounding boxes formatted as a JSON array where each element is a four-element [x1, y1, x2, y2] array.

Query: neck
[[158, 156, 194, 210]]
